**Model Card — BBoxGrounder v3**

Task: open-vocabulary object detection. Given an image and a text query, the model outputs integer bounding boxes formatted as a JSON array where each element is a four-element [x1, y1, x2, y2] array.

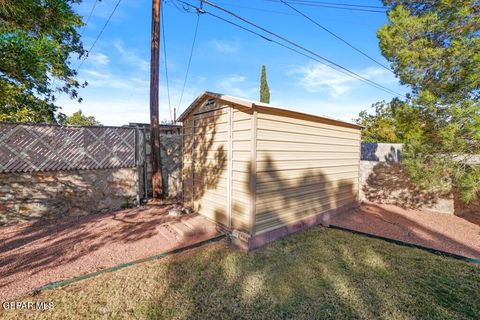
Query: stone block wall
[[359, 142, 480, 215], [359, 160, 454, 214], [139, 130, 182, 200], [0, 168, 138, 226]]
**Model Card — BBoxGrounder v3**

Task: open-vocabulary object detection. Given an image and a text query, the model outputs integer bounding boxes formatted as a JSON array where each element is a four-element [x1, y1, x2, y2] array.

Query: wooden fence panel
[[0, 123, 136, 173]]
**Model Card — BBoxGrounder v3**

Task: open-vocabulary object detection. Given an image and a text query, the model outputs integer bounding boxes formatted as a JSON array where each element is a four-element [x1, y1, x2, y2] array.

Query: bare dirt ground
[[330, 201, 480, 260], [0, 205, 220, 301]]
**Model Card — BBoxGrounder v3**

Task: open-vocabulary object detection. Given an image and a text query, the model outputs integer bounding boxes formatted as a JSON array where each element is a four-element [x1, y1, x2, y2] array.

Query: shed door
[[192, 109, 230, 226]]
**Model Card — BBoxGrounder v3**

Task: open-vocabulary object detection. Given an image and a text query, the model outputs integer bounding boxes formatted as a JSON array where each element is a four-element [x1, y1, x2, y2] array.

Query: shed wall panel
[[254, 109, 361, 234], [182, 117, 194, 208], [190, 105, 230, 225], [230, 106, 252, 232]]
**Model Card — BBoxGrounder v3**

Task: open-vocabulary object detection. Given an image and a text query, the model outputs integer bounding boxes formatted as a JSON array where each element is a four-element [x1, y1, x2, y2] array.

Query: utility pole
[[150, 0, 162, 199]]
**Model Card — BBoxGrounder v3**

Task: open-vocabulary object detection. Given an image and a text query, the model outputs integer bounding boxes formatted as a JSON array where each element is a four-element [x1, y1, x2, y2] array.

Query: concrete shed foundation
[[231, 201, 359, 251]]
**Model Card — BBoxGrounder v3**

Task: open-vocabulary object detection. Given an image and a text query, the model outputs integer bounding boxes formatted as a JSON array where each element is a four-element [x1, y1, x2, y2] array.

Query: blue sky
[[58, 0, 409, 125]]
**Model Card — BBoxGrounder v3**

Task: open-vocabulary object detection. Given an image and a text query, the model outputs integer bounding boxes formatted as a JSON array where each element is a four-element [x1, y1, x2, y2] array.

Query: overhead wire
[[269, 0, 385, 10], [51, 0, 120, 103], [279, 0, 392, 72], [189, 0, 404, 97], [193, 8, 397, 98], [213, 1, 296, 16], [264, 0, 387, 13], [81, 0, 100, 33], [161, 3, 173, 121], [77, 0, 123, 72], [177, 2, 203, 115]]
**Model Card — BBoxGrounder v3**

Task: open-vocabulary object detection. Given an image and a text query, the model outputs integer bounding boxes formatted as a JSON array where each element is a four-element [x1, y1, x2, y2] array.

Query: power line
[[191, 0, 403, 97], [195, 8, 396, 98], [82, 0, 100, 32], [279, 0, 392, 72], [177, 3, 202, 114], [203, 10, 337, 64], [264, 0, 387, 13], [178, 0, 401, 97], [213, 1, 296, 16], [50, 0, 109, 101], [161, 3, 173, 121], [270, 0, 385, 10], [77, 0, 122, 72]]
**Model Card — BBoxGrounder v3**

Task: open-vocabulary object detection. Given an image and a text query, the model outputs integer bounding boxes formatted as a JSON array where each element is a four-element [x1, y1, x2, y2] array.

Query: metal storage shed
[[178, 91, 362, 250]]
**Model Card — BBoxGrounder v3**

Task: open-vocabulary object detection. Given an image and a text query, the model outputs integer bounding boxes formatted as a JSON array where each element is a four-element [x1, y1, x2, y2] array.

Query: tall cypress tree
[[260, 65, 270, 103]]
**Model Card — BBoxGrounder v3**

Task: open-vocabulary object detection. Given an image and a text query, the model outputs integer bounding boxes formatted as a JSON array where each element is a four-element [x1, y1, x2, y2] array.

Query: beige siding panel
[[257, 140, 360, 152], [231, 188, 250, 203], [257, 171, 359, 193], [194, 132, 228, 143], [193, 107, 229, 119], [233, 141, 251, 151], [190, 105, 231, 227], [256, 182, 358, 211], [257, 177, 358, 198], [195, 200, 227, 225], [194, 118, 229, 130], [232, 171, 250, 183], [182, 117, 194, 207], [257, 159, 359, 172], [231, 214, 250, 232], [233, 119, 251, 132], [232, 109, 252, 122], [193, 180, 228, 193], [232, 179, 250, 194], [257, 118, 360, 139], [257, 130, 358, 146], [232, 130, 250, 141], [256, 196, 355, 234], [194, 141, 229, 152], [254, 108, 360, 235], [257, 151, 360, 161], [232, 151, 250, 161], [232, 160, 251, 173], [257, 192, 356, 224], [256, 109, 360, 134], [257, 166, 359, 183], [230, 105, 253, 233]]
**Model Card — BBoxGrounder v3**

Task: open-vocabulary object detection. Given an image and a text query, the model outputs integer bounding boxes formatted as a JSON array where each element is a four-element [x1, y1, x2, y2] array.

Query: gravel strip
[[330, 202, 480, 260], [0, 206, 219, 301]]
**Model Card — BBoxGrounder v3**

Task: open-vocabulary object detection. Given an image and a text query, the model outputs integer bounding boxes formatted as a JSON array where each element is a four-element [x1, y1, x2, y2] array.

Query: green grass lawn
[[2, 228, 479, 320]]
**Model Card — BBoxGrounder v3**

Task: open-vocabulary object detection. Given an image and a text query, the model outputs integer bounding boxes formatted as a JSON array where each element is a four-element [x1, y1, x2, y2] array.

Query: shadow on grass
[[144, 228, 480, 320]]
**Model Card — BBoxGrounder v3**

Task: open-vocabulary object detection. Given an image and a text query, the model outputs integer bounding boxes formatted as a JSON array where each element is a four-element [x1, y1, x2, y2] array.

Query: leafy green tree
[[356, 98, 423, 143], [356, 99, 401, 143], [260, 65, 270, 103], [0, 0, 86, 123], [378, 0, 480, 202], [60, 109, 100, 126]]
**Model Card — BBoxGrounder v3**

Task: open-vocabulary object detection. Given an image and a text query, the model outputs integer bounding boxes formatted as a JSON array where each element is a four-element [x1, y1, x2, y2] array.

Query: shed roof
[[177, 91, 363, 129]]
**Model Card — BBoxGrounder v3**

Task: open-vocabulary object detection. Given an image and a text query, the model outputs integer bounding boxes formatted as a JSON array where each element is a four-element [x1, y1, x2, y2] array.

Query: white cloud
[[114, 41, 149, 72], [83, 69, 110, 79], [88, 53, 110, 65], [216, 75, 256, 98], [58, 76, 202, 125], [270, 97, 362, 123], [196, 76, 207, 84], [289, 63, 395, 97], [208, 39, 240, 54]]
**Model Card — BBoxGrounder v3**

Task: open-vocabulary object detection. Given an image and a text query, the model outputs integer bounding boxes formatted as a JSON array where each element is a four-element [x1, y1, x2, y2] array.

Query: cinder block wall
[[0, 168, 138, 226]]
